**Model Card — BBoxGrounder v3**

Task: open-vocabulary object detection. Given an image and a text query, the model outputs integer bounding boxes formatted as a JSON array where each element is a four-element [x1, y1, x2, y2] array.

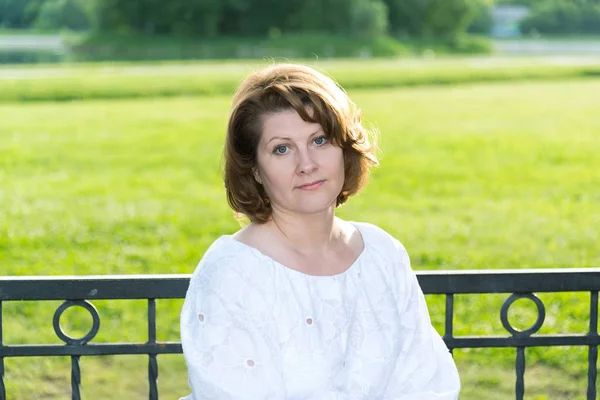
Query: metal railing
[[1, 268, 599, 400]]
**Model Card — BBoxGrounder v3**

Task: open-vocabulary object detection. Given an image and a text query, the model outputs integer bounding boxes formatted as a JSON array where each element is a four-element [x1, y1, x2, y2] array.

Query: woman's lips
[[297, 180, 325, 191]]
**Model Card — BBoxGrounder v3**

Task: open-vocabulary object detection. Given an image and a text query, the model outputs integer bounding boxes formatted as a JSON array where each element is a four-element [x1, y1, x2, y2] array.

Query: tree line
[[2, 0, 600, 37], [500, 0, 600, 34], [1, 0, 488, 37]]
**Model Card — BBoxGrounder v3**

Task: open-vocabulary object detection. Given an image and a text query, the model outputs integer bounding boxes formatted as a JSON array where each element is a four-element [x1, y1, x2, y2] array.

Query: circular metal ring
[[53, 300, 100, 345], [500, 293, 545, 337]]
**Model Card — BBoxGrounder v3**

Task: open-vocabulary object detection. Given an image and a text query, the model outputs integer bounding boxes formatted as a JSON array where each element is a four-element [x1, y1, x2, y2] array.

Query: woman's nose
[[296, 148, 318, 175]]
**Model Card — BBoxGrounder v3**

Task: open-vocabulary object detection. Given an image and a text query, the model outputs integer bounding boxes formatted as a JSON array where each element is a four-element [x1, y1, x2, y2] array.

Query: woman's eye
[[314, 136, 328, 146], [274, 145, 288, 155]]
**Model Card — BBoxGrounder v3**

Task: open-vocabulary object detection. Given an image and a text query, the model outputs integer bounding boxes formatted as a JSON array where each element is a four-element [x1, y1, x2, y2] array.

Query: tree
[[218, 0, 298, 36], [467, 0, 493, 34], [425, 0, 484, 36], [34, 0, 94, 31], [348, 0, 389, 37], [383, 0, 487, 37], [97, 0, 223, 36], [0, 0, 45, 28], [520, 0, 600, 34], [290, 0, 388, 37], [96, 0, 388, 38]]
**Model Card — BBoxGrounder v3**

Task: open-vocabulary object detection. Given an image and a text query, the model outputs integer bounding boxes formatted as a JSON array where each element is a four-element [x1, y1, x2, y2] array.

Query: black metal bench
[[1, 268, 599, 400]]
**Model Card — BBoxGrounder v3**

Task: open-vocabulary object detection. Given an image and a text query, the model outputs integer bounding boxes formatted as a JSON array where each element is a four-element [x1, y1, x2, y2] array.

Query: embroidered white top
[[180, 222, 460, 399]]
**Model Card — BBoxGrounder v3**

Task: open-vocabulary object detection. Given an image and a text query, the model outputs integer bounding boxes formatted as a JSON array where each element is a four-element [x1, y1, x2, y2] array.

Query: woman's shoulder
[[351, 221, 408, 255], [182, 237, 277, 328], [190, 235, 268, 284], [198, 235, 244, 264], [351, 221, 414, 296]]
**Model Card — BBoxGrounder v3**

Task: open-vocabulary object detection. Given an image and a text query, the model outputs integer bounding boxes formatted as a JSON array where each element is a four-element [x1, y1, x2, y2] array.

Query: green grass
[[502, 34, 600, 42], [0, 28, 61, 35], [1, 73, 600, 398], [2, 57, 600, 103]]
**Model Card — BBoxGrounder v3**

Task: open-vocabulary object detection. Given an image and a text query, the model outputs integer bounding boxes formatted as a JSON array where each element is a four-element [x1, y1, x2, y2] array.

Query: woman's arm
[[180, 257, 286, 399], [383, 242, 461, 399]]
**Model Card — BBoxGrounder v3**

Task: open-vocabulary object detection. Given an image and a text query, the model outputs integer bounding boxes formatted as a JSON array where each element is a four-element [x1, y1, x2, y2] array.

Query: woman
[[180, 63, 460, 399]]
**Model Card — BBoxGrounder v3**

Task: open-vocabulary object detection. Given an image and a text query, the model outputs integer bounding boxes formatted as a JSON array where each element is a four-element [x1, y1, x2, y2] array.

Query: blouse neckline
[[224, 221, 367, 279]]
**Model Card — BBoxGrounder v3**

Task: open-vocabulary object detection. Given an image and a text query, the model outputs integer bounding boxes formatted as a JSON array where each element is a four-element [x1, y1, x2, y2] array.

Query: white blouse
[[180, 222, 460, 399]]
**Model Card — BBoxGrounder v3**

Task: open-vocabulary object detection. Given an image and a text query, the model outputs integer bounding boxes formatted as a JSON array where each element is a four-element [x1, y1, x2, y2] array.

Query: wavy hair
[[224, 63, 378, 223]]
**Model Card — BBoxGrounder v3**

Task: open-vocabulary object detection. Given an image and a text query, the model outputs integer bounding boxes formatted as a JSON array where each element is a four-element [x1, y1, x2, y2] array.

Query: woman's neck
[[266, 209, 346, 257]]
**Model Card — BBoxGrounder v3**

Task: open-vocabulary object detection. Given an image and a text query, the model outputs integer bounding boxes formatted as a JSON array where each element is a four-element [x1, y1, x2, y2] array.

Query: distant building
[[491, 5, 530, 37]]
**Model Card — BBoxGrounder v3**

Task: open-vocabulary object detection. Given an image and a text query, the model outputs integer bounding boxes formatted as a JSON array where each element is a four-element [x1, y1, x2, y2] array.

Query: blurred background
[[1, 0, 599, 399], [3, 0, 600, 62]]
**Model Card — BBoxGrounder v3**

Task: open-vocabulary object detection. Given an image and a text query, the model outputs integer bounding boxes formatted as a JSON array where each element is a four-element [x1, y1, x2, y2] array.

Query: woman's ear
[[253, 168, 262, 184]]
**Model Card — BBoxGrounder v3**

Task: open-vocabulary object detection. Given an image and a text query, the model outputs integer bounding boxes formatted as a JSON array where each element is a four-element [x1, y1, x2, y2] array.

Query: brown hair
[[224, 63, 378, 223]]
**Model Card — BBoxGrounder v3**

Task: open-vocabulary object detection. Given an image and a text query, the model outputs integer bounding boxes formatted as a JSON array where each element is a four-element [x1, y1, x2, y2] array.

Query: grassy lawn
[[1, 73, 599, 398], [2, 57, 600, 102], [0, 29, 61, 35], [496, 35, 600, 42]]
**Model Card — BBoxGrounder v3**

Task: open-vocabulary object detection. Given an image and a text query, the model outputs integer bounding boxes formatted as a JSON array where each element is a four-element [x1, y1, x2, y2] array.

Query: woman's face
[[254, 108, 345, 218]]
